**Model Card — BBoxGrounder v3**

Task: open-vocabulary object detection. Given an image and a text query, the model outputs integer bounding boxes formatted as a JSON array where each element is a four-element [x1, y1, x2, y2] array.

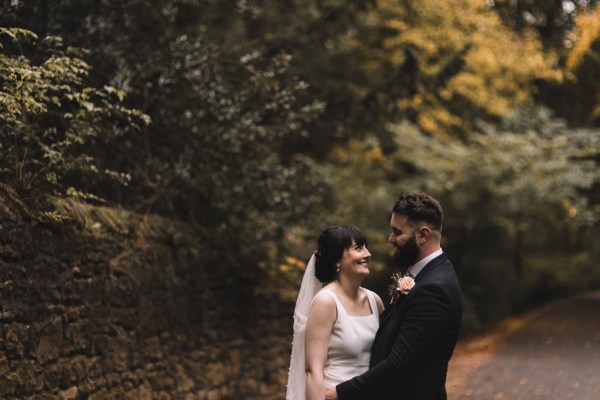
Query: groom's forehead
[[391, 213, 409, 224], [390, 213, 411, 227]]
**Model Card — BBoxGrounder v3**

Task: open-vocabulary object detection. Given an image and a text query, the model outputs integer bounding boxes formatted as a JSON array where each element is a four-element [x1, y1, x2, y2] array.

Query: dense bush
[[0, 28, 149, 201]]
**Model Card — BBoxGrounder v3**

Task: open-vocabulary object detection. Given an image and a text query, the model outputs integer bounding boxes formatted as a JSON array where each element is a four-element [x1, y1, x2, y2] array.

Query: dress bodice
[[321, 288, 380, 385]]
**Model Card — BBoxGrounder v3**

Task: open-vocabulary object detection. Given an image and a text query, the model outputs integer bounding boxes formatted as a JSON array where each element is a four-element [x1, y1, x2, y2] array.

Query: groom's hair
[[393, 193, 444, 231], [315, 226, 367, 283]]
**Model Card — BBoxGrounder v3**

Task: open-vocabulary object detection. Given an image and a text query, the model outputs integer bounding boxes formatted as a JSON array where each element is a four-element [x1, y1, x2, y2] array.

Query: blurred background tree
[[1, 0, 599, 332], [492, 0, 600, 126]]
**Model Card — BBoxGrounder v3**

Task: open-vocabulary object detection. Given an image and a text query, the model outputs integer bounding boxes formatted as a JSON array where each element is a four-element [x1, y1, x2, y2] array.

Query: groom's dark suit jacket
[[337, 253, 462, 400]]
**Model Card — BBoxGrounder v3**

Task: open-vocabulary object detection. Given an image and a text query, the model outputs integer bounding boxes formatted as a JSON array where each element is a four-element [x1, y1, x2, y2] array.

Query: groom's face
[[389, 213, 421, 269]]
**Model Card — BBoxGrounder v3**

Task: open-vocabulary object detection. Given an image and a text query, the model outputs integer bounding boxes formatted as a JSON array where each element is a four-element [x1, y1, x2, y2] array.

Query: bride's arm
[[374, 292, 385, 314], [305, 291, 337, 400]]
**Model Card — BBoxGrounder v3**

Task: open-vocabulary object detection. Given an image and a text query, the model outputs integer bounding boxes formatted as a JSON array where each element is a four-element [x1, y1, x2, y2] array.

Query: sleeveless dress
[[321, 288, 380, 385]]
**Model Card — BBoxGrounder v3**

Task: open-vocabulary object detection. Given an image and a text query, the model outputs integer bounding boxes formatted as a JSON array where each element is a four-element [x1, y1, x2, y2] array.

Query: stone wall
[[0, 186, 294, 399]]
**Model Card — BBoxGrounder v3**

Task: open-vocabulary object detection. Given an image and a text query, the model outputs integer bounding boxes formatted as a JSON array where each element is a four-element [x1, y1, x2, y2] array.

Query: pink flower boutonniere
[[389, 271, 415, 304]]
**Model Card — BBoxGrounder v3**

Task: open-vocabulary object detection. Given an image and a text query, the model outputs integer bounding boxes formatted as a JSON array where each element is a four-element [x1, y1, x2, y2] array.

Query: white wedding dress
[[286, 255, 379, 400], [320, 288, 380, 385]]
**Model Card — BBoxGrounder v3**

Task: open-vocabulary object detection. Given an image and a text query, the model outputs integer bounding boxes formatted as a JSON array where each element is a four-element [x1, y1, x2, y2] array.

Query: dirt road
[[447, 291, 600, 399]]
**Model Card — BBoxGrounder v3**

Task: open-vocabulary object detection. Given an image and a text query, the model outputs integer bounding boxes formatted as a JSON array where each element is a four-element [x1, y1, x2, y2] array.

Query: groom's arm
[[336, 283, 452, 400]]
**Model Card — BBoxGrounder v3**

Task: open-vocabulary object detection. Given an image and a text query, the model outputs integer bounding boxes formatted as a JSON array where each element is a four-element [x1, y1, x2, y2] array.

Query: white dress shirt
[[407, 248, 443, 277]]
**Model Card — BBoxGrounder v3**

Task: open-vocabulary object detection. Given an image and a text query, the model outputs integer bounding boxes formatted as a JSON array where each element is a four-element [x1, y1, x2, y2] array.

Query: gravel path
[[447, 291, 600, 400]]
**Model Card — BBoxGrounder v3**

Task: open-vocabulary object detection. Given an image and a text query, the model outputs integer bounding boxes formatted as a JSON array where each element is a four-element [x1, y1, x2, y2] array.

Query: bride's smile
[[339, 242, 371, 277]]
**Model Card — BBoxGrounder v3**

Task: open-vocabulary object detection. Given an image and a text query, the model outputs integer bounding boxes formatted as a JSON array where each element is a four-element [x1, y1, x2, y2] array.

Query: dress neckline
[[323, 288, 374, 318]]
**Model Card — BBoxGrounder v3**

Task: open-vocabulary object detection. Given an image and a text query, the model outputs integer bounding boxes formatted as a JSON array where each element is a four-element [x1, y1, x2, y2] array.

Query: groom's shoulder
[[424, 255, 459, 282], [427, 253, 453, 272]]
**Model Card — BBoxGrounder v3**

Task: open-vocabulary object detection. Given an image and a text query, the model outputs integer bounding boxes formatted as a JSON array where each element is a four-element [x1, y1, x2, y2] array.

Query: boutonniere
[[388, 271, 415, 304]]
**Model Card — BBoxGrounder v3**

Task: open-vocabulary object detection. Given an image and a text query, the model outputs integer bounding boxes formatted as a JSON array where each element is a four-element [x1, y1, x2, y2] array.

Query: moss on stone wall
[[0, 186, 294, 399]]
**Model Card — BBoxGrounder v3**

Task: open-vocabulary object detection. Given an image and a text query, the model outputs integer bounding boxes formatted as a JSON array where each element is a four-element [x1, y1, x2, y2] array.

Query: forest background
[[2, 0, 600, 336]]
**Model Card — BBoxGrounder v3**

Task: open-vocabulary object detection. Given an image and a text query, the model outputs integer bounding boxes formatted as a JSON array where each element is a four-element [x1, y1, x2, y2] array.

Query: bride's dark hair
[[314, 226, 368, 283]]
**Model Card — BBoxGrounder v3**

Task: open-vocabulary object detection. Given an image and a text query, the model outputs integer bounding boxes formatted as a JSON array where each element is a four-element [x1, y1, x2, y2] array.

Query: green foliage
[[0, 27, 149, 199], [0, 2, 335, 277], [1, 0, 599, 333], [384, 110, 599, 228]]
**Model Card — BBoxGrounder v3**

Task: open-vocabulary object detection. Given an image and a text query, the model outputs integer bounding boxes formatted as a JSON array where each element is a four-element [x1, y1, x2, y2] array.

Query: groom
[[326, 193, 462, 399]]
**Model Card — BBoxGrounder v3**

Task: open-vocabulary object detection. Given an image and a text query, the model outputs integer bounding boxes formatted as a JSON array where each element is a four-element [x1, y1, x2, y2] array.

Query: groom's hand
[[325, 384, 339, 400]]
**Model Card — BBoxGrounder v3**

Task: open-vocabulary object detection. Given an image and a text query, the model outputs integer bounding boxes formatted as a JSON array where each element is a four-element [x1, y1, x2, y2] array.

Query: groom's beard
[[392, 234, 420, 269]]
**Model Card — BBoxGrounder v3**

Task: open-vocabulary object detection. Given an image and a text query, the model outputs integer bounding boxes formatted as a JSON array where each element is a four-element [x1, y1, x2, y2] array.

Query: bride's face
[[338, 240, 371, 278]]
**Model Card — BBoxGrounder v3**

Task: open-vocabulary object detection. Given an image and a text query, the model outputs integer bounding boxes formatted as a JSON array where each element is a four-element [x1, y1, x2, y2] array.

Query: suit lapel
[[379, 253, 448, 326]]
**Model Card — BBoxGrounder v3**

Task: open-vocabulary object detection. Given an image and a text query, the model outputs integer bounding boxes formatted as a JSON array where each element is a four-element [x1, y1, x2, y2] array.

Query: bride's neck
[[335, 277, 362, 301]]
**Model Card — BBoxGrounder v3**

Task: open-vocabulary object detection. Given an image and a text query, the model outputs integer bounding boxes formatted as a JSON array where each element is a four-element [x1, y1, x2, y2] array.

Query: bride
[[286, 226, 384, 400]]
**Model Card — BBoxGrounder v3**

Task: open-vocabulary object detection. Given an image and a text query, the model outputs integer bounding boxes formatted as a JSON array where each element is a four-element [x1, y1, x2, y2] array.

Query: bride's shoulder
[[311, 287, 337, 309], [313, 286, 336, 302], [308, 288, 338, 322]]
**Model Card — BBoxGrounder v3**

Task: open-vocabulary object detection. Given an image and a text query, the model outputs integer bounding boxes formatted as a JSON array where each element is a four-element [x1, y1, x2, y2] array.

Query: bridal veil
[[286, 253, 322, 400]]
